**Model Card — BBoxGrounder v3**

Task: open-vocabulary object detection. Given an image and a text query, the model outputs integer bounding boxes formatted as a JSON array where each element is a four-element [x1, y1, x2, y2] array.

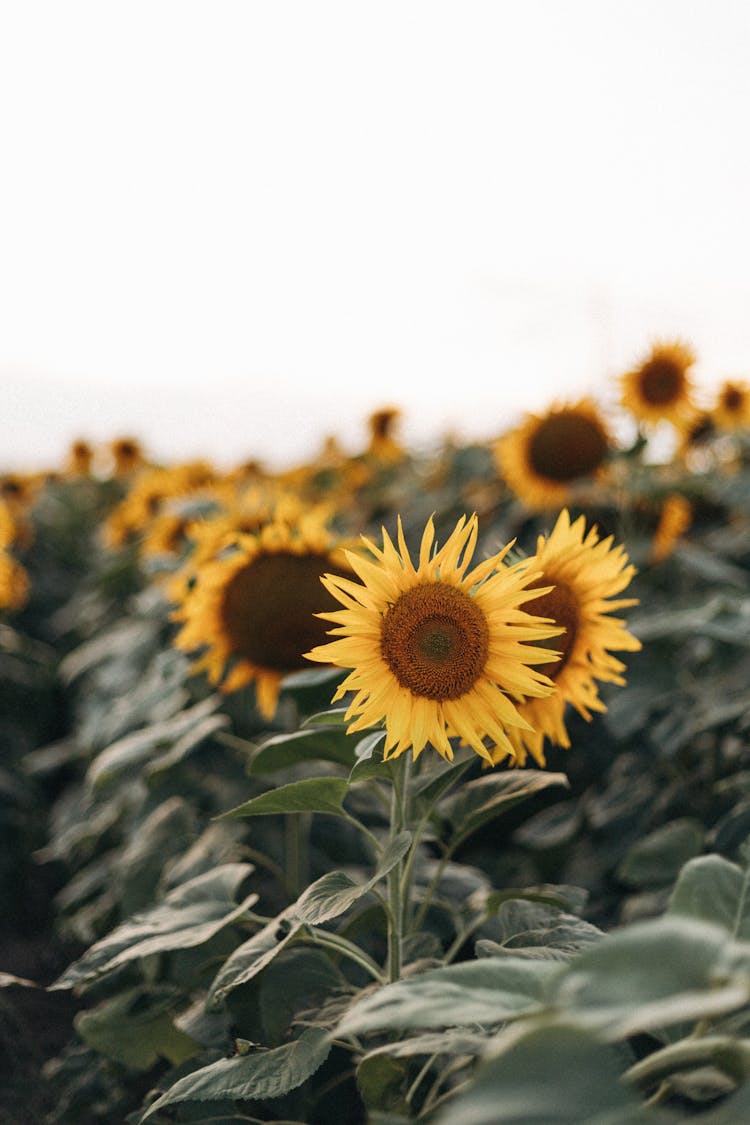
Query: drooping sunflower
[[713, 379, 750, 431], [498, 509, 641, 767], [306, 514, 562, 764], [494, 399, 611, 510], [620, 340, 697, 427], [170, 505, 355, 720]]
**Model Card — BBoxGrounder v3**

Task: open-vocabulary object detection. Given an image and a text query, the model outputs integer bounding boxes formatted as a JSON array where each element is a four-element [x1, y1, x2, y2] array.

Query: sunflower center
[[528, 413, 608, 483], [220, 551, 348, 672], [524, 577, 580, 679], [639, 358, 684, 405], [380, 582, 489, 701], [722, 387, 743, 413]]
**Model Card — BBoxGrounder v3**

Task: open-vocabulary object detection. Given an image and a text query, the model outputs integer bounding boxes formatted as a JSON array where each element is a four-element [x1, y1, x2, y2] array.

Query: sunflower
[[0, 549, 29, 612], [620, 340, 697, 427], [65, 439, 95, 477], [494, 399, 611, 510], [713, 379, 750, 431], [650, 494, 692, 564], [0, 501, 16, 550], [108, 436, 147, 477], [498, 509, 641, 767], [101, 462, 219, 550], [306, 514, 563, 764], [366, 406, 406, 464], [171, 505, 355, 720]]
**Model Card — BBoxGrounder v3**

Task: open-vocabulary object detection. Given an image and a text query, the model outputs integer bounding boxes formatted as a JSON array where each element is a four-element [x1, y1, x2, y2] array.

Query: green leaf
[[348, 736, 400, 783], [116, 796, 196, 915], [554, 916, 750, 1037], [480, 897, 604, 961], [357, 1052, 411, 1116], [444, 770, 570, 846], [259, 947, 347, 1045], [86, 696, 225, 790], [617, 818, 705, 890], [209, 832, 411, 1003], [484, 884, 589, 917], [432, 1025, 648, 1125], [141, 1026, 331, 1119], [281, 666, 344, 690], [362, 1031, 490, 1059], [51, 863, 258, 990], [75, 986, 198, 1070], [409, 753, 475, 806], [220, 776, 350, 818], [248, 727, 357, 774], [513, 798, 584, 849], [336, 957, 560, 1036], [669, 853, 750, 940], [301, 707, 351, 726]]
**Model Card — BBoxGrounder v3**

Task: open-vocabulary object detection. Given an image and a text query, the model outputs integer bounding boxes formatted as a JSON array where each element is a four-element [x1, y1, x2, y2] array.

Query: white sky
[[3, 1, 750, 471]]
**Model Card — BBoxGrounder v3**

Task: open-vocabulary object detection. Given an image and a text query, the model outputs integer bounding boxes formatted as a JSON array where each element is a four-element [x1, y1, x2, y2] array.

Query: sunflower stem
[[386, 752, 412, 982]]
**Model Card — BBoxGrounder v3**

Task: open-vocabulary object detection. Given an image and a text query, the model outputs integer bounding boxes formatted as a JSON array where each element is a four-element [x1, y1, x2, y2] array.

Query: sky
[[3, 1, 750, 472]]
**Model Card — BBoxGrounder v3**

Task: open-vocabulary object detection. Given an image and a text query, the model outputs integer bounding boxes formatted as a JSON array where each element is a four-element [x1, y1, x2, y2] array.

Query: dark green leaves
[[209, 832, 411, 1002], [443, 769, 569, 847], [52, 864, 258, 990]]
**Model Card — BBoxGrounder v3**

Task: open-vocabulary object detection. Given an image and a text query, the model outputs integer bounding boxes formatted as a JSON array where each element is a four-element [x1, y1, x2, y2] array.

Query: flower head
[[620, 341, 697, 427], [494, 400, 611, 510], [500, 509, 641, 766], [171, 504, 354, 720], [713, 379, 750, 431], [306, 514, 562, 764]]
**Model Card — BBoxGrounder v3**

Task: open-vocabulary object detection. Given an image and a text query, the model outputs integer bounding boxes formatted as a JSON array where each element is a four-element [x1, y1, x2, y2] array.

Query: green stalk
[[386, 752, 412, 982]]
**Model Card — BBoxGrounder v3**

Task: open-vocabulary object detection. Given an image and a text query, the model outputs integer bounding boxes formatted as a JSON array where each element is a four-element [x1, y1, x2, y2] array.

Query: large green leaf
[[669, 853, 750, 940], [357, 1053, 411, 1117], [220, 776, 350, 818], [141, 1026, 331, 1119], [409, 753, 476, 806], [336, 957, 561, 1036], [617, 818, 705, 890], [259, 947, 347, 1045], [553, 916, 750, 1038], [479, 896, 603, 961], [209, 832, 411, 1003], [116, 796, 196, 915], [52, 863, 257, 990], [248, 727, 357, 774], [86, 696, 226, 790], [433, 1025, 656, 1125], [75, 986, 197, 1070], [444, 770, 569, 847]]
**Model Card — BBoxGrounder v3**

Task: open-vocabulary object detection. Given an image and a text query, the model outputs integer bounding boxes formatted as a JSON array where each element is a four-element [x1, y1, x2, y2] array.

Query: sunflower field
[[4, 346, 750, 1124]]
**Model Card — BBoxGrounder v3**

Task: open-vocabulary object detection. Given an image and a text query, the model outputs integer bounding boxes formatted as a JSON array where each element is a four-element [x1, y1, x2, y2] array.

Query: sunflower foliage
[[2, 380, 750, 1124]]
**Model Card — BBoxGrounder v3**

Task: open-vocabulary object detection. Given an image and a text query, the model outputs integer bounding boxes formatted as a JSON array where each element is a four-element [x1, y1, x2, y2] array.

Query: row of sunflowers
[[2, 340, 750, 1123]]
